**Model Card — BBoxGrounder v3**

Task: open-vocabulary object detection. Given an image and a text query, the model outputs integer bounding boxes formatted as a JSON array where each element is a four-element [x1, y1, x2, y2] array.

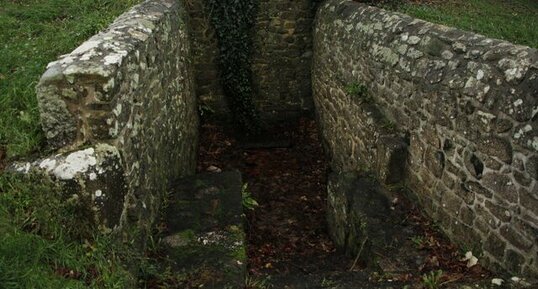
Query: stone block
[[477, 136, 513, 164], [424, 146, 445, 178], [161, 171, 245, 289], [9, 144, 127, 232], [482, 172, 518, 204], [327, 172, 393, 266], [375, 135, 408, 185]]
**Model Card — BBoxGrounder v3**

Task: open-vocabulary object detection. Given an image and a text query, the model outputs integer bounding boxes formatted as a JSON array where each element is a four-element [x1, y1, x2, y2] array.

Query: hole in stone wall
[[443, 139, 452, 151], [463, 101, 475, 115], [470, 154, 484, 179]]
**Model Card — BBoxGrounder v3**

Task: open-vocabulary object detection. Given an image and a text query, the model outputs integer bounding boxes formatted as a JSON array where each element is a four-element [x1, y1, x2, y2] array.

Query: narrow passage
[[197, 118, 340, 275], [197, 117, 492, 289]]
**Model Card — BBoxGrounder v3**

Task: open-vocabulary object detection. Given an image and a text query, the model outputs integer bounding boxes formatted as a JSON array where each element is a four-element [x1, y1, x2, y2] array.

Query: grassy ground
[[0, 0, 139, 159], [0, 174, 139, 289], [396, 0, 538, 49]]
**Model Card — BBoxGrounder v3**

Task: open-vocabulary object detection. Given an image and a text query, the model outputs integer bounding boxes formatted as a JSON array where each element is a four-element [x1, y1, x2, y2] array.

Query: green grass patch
[[396, 0, 538, 49], [0, 0, 140, 158], [0, 173, 138, 289]]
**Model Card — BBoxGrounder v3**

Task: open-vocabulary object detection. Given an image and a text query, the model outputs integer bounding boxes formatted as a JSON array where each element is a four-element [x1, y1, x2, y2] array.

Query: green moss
[[228, 226, 247, 261], [178, 229, 196, 241], [345, 82, 371, 102], [423, 37, 444, 57]]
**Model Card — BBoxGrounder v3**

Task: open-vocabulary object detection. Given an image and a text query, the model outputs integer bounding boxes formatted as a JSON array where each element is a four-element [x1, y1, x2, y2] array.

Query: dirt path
[[198, 118, 343, 274], [197, 117, 494, 288]]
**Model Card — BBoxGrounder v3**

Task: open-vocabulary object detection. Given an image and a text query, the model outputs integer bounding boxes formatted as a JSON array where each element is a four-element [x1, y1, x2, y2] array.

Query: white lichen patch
[[196, 230, 243, 251], [72, 40, 101, 55], [104, 54, 124, 66], [477, 110, 496, 124], [531, 137, 538, 151], [52, 148, 97, 180], [514, 124, 532, 139], [513, 99, 523, 107], [13, 162, 31, 174], [38, 158, 57, 172], [476, 69, 484, 80]]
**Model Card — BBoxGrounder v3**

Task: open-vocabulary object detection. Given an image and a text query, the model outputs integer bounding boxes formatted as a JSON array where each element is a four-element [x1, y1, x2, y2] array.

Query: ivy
[[206, 0, 260, 135]]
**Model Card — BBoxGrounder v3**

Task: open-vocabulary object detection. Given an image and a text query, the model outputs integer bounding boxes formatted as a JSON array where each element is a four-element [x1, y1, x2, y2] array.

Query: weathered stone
[[425, 147, 445, 178], [495, 118, 514, 133], [477, 136, 513, 163], [440, 189, 464, 214], [513, 170, 532, 187], [35, 0, 199, 238], [376, 135, 408, 184], [525, 155, 538, 180], [500, 225, 534, 251], [482, 173, 518, 204], [485, 200, 512, 223], [463, 181, 492, 198], [9, 144, 127, 232], [458, 205, 475, 226], [504, 249, 526, 275], [464, 151, 485, 179], [484, 233, 506, 260], [327, 172, 393, 266], [519, 188, 538, 213], [327, 173, 353, 251]]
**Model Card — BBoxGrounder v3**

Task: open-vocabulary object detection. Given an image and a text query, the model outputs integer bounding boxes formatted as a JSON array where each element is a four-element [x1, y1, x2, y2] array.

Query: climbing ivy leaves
[[206, 0, 261, 135]]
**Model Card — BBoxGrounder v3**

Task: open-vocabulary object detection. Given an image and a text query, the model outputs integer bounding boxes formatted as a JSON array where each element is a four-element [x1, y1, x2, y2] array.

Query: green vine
[[206, 0, 260, 134]]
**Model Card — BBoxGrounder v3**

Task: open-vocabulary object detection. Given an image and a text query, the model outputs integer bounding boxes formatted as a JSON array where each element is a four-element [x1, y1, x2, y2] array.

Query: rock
[[477, 136, 513, 163]]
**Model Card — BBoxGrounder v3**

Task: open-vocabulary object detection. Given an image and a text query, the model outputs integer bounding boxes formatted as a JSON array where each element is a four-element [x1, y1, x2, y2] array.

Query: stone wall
[[187, 0, 316, 116], [184, 0, 226, 114], [251, 0, 315, 114], [313, 0, 538, 277], [35, 0, 198, 235]]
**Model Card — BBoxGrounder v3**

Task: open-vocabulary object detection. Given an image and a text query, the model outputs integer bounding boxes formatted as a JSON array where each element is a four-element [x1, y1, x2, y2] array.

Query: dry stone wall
[[35, 0, 198, 235], [187, 0, 316, 116], [251, 0, 315, 114], [313, 0, 538, 277]]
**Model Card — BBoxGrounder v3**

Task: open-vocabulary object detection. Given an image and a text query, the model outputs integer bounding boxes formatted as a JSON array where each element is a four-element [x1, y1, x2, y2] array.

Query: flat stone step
[[161, 170, 246, 289]]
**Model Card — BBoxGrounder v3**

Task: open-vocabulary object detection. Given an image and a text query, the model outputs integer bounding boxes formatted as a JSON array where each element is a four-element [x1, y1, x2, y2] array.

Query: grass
[[0, 173, 138, 289], [0, 0, 140, 158], [396, 0, 538, 49]]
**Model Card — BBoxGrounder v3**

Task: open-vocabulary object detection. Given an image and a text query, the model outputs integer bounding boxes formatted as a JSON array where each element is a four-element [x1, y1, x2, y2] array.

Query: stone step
[[161, 170, 246, 289]]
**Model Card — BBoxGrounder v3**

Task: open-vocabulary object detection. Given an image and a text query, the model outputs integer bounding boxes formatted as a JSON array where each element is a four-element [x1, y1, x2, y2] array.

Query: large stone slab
[[327, 172, 393, 266], [161, 170, 246, 288]]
